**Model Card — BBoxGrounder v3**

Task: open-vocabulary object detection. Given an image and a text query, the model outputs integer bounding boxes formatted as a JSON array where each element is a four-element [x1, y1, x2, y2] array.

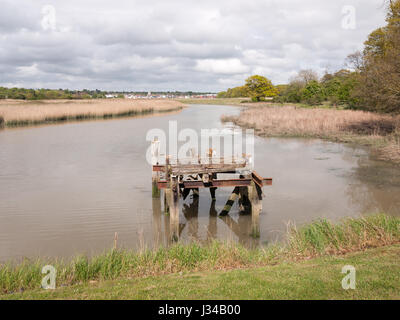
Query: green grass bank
[[1, 214, 399, 299], [4, 245, 400, 300]]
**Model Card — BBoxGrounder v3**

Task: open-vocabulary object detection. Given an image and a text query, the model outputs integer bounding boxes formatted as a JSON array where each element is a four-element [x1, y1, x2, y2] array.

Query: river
[[1, 105, 400, 261]]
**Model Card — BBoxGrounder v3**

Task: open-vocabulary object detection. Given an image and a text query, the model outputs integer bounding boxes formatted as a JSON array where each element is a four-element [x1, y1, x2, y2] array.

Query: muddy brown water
[[0, 105, 400, 262]]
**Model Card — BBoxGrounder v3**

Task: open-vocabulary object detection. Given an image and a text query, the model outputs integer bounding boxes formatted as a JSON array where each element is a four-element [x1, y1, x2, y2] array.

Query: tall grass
[[287, 214, 400, 257], [222, 105, 400, 163], [1, 214, 399, 293], [0, 99, 184, 127], [223, 105, 399, 137]]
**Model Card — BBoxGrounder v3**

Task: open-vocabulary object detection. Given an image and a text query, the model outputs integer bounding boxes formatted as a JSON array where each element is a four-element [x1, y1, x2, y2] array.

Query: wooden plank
[[263, 178, 273, 186], [252, 171, 273, 187], [251, 171, 264, 188], [157, 179, 253, 189], [154, 162, 246, 172], [152, 165, 164, 172], [172, 165, 246, 175], [172, 169, 238, 175]]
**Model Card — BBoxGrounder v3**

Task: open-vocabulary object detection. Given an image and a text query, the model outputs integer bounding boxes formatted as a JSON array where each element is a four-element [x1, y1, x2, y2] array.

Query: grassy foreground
[[4, 245, 400, 300], [0, 99, 185, 128], [1, 214, 399, 299]]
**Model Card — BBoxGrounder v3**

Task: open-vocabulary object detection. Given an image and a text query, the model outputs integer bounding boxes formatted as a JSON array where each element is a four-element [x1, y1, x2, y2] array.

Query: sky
[[0, 0, 388, 92]]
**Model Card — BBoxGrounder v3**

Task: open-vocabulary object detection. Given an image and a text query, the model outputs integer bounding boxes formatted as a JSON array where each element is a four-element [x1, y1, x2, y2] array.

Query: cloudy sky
[[0, 0, 388, 92]]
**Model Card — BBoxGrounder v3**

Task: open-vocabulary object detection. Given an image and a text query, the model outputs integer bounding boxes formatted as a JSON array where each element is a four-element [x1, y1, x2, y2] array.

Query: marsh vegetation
[[0, 99, 184, 127], [223, 105, 400, 163]]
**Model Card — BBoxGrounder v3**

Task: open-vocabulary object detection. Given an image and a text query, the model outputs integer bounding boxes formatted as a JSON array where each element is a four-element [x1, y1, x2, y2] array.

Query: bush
[[301, 81, 325, 105]]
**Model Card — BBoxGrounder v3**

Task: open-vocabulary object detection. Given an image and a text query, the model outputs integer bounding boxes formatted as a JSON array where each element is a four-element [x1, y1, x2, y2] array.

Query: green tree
[[245, 75, 278, 101], [352, 0, 400, 113], [364, 28, 387, 57], [217, 91, 227, 98], [301, 81, 325, 105], [321, 69, 358, 106]]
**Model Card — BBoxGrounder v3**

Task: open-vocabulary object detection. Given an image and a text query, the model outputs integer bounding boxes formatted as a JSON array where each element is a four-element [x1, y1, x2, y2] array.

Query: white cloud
[[16, 63, 40, 77], [195, 58, 250, 75], [0, 0, 388, 91]]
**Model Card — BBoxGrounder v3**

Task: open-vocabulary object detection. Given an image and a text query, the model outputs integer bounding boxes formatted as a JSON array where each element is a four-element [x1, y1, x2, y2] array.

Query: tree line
[[0, 88, 104, 100], [0, 87, 217, 100], [219, 1, 400, 113]]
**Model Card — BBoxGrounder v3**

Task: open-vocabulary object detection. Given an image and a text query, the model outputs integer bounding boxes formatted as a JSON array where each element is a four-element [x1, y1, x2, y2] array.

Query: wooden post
[[248, 181, 262, 238], [152, 171, 160, 198], [192, 174, 199, 198], [152, 195, 163, 247], [169, 175, 180, 242], [163, 190, 171, 243], [207, 201, 218, 240], [209, 187, 216, 201], [238, 187, 251, 214], [220, 187, 240, 216], [209, 173, 217, 201], [164, 189, 171, 215], [151, 139, 161, 198]]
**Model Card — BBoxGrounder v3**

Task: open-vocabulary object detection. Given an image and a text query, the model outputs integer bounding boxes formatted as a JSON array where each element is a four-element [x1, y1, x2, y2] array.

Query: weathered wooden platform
[[151, 141, 273, 241]]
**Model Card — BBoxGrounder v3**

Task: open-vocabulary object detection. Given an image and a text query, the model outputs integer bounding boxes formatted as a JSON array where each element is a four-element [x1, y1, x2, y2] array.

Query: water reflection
[[346, 155, 400, 216], [151, 187, 260, 248]]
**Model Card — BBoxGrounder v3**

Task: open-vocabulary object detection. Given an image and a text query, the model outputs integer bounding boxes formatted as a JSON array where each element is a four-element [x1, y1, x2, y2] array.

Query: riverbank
[[0, 99, 185, 128], [1, 214, 399, 299], [178, 98, 249, 105], [222, 104, 400, 164], [4, 245, 399, 300]]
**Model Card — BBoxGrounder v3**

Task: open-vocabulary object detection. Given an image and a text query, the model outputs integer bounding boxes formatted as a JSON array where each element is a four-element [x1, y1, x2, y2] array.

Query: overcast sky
[[0, 0, 388, 92]]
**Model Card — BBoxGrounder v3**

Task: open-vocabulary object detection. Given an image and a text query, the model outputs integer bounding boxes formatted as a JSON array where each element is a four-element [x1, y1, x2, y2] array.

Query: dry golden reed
[[226, 105, 398, 136], [0, 99, 184, 126], [223, 105, 400, 163]]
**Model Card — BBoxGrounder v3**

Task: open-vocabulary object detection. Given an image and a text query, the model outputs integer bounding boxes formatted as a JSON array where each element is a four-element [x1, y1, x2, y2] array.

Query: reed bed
[[222, 105, 400, 163], [0, 99, 184, 127], [1, 214, 399, 293]]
